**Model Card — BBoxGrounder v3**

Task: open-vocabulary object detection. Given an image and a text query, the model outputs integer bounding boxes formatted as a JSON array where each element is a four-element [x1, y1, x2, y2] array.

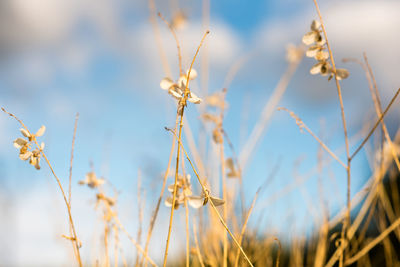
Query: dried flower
[[61, 235, 82, 248], [302, 20, 325, 46], [160, 69, 202, 104], [302, 20, 349, 81], [170, 11, 187, 30], [164, 174, 223, 210], [96, 193, 115, 206], [201, 113, 221, 124], [78, 172, 105, 188], [165, 174, 197, 209], [13, 126, 45, 170], [165, 173, 225, 209], [226, 158, 240, 178], [212, 128, 223, 144], [206, 92, 227, 109], [185, 188, 225, 208]]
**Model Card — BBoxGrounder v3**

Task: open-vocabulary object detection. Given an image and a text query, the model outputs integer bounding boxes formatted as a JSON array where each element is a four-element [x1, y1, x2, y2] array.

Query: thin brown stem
[[312, 2, 351, 262], [163, 113, 185, 267], [41, 151, 82, 266], [180, 150, 190, 267], [193, 220, 205, 267], [166, 128, 254, 267], [141, 115, 179, 267], [148, 0, 172, 77], [68, 113, 79, 205], [67, 113, 79, 261], [113, 216, 158, 267], [184, 196, 190, 267], [158, 12, 183, 75], [219, 90, 228, 267], [135, 170, 144, 267], [162, 30, 209, 267], [1, 108, 82, 266], [234, 189, 259, 267], [278, 107, 347, 168], [104, 223, 110, 267]]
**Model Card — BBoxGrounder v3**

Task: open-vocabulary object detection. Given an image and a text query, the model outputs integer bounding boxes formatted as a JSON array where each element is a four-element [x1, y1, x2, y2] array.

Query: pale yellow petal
[[167, 184, 175, 192], [316, 38, 326, 47], [315, 51, 329, 61], [160, 77, 174, 90], [19, 151, 32, 161], [302, 31, 317, 45], [169, 88, 183, 100], [178, 75, 187, 87], [186, 68, 197, 80], [305, 46, 319, 58], [188, 196, 205, 209], [183, 188, 192, 196], [35, 125, 46, 137], [86, 172, 96, 182], [311, 20, 321, 31], [170, 12, 187, 30], [210, 196, 225, 206], [29, 155, 38, 166], [336, 68, 349, 80], [13, 138, 28, 148], [188, 92, 202, 104], [20, 128, 31, 138], [310, 62, 323, 75]]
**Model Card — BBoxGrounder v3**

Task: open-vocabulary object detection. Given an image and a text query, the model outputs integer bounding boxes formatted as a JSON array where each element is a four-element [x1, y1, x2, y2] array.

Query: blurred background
[[0, 0, 399, 265]]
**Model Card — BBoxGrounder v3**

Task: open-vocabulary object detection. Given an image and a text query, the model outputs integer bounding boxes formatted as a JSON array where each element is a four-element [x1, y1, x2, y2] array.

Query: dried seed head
[[20, 128, 31, 138], [170, 11, 187, 30], [335, 68, 350, 80], [79, 172, 105, 188], [315, 50, 329, 61], [310, 20, 321, 31], [226, 158, 240, 178], [160, 69, 202, 104], [212, 128, 223, 144]]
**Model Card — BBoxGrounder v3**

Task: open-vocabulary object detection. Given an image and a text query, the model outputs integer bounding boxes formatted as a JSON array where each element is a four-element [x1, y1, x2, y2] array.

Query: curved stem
[[39, 149, 82, 267]]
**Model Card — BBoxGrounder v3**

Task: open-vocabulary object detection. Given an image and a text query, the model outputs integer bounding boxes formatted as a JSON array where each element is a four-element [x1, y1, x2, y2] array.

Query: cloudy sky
[[0, 0, 399, 265]]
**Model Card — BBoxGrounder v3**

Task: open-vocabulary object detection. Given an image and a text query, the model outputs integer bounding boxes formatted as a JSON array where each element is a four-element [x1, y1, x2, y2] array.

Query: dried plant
[[3, 1, 400, 267]]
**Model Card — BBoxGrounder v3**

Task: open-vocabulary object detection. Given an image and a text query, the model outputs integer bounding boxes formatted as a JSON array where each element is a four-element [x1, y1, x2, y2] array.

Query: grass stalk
[[193, 221, 206, 267], [166, 127, 254, 266], [162, 30, 210, 267]]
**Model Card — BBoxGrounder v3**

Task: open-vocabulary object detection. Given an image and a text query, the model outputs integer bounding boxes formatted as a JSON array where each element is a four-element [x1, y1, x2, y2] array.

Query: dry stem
[[162, 30, 210, 267], [166, 127, 254, 266]]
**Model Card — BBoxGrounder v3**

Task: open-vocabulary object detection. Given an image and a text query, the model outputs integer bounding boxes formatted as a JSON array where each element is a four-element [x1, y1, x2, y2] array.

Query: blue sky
[[0, 0, 400, 265]]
